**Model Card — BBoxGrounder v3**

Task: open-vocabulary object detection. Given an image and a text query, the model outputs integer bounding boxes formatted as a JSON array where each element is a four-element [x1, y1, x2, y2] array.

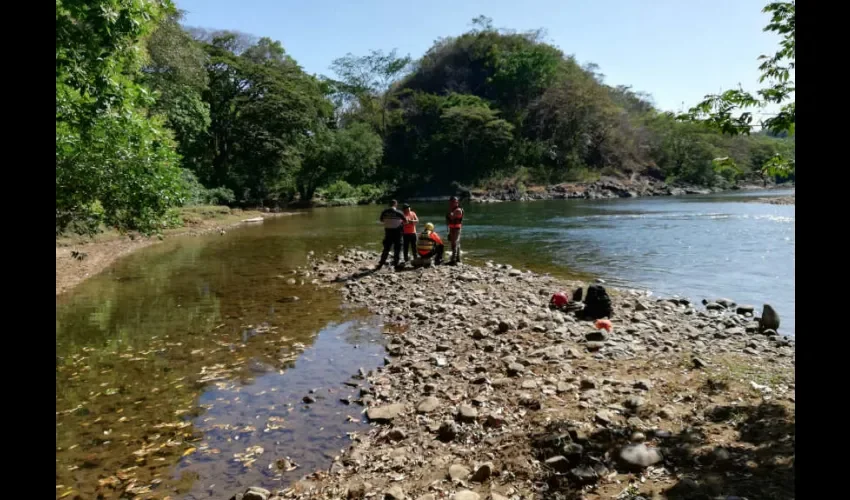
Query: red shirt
[[403, 210, 418, 234]]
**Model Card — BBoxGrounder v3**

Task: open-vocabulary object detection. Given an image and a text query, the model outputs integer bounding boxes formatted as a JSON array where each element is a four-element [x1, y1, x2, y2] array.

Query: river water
[[55, 189, 794, 499]]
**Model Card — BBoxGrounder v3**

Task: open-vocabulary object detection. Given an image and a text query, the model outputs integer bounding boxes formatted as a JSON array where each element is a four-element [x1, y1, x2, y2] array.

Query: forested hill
[[56, 2, 794, 236]]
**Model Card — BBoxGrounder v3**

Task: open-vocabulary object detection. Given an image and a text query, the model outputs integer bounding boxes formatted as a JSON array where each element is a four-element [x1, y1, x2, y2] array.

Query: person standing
[[377, 200, 407, 269], [401, 203, 419, 263], [445, 196, 464, 264]]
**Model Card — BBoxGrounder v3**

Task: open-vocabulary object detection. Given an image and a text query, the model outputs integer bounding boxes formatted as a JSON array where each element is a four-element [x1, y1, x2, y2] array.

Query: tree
[[297, 123, 384, 202], [329, 49, 412, 135], [679, 1, 795, 178], [56, 0, 186, 236]]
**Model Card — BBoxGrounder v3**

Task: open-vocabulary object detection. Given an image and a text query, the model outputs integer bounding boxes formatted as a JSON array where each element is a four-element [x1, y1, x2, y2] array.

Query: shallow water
[[55, 189, 794, 499]]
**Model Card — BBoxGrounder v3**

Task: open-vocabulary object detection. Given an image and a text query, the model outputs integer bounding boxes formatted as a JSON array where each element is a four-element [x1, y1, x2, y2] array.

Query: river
[[55, 189, 794, 499]]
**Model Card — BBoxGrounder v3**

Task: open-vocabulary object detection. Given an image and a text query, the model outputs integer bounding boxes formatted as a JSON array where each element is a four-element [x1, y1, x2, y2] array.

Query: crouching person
[[412, 223, 444, 268]]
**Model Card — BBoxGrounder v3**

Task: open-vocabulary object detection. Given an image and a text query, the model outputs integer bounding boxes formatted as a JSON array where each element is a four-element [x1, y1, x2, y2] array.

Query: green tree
[[57, 0, 186, 236], [680, 1, 795, 178], [297, 122, 384, 202]]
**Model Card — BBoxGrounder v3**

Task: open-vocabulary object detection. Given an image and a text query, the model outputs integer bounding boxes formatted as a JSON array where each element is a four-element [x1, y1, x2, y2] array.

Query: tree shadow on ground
[[533, 401, 794, 500]]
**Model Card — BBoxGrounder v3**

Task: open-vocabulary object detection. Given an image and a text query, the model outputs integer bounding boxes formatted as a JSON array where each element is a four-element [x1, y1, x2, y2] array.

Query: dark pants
[[403, 233, 417, 261], [380, 227, 403, 266], [449, 227, 462, 262], [414, 244, 444, 267]]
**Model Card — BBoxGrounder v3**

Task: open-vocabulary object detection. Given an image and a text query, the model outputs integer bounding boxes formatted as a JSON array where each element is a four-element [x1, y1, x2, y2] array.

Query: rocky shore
[[750, 195, 795, 206], [233, 250, 795, 500], [446, 178, 789, 203]]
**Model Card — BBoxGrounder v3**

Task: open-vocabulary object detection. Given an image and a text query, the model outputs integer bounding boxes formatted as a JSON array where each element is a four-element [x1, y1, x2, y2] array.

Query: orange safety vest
[[403, 210, 418, 234], [447, 207, 464, 229]]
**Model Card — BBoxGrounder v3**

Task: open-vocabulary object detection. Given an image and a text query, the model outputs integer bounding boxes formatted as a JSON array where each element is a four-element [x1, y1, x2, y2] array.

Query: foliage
[[679, 1, 795, 178], [57, 0, 186, 236], [181, 169, 235, 206]]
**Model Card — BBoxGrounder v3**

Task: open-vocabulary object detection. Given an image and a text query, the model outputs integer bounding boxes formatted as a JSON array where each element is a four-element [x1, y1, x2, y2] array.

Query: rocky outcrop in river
[[237, 250, 795, 500]]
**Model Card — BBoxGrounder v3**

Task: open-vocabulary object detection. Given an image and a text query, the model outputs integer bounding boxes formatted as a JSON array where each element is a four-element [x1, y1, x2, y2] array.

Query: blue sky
[[176, 0, 782, 115]]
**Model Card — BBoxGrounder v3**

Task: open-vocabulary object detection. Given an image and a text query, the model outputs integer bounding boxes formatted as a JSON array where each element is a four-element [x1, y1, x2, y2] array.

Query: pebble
[[619, 444, 663, 468]]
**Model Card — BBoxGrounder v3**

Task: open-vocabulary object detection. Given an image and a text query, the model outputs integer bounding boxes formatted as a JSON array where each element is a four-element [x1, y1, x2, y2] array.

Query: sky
[[176, 0, 783, 116]]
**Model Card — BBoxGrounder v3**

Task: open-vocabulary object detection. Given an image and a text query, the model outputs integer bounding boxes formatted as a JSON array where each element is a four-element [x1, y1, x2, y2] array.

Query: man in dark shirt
[[377, 200, 407, 269]]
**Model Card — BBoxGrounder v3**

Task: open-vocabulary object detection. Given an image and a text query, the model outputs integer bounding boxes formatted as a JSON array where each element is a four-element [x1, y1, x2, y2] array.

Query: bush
[[182, 169, 236, 206]]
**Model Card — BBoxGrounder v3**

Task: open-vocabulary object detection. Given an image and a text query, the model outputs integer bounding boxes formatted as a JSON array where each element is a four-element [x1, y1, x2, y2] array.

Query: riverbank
[[55, 207, 301, 295], [236, 249, 794, 500], [406, 177, 792, 203], [750, 195, 795, 206]]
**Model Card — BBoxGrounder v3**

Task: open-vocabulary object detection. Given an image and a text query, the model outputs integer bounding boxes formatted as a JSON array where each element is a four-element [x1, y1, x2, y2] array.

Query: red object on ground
[[595, 319, 613, 332], [550, 292, 570, 308]]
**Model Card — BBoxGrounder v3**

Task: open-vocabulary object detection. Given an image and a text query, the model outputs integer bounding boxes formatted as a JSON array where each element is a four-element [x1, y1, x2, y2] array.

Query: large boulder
[[759, 304, 780, 332], [582, 284, 613, 320]]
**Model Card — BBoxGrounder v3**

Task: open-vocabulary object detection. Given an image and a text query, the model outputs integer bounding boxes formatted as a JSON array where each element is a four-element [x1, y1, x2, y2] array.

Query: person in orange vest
[[401, 203, 419, 263], [446, 196, 464, 264], [413, 223, 444, 267]]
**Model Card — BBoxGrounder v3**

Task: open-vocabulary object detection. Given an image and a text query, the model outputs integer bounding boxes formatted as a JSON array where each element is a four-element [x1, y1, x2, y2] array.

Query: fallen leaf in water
[[182, 447, 196, 457]]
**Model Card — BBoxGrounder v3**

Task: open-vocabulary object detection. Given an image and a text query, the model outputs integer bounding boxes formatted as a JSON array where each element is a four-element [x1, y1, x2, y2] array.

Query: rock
[[489, 494, 509, 500], [452, 491, 480, 500], [631, 431, 646, 443], [471, 327, 488, 340], [347, 482, 370, 499], [716, 298, 736, 308], [705, 302, 724, 311], [302, 395, 316, 404], [388, 429, 407, 441], [498, 319, 515, 333], [569, 466, 599, 484], [438, 420, 459, 441], [762, 328, 778, 337], [448, 463, 471, 481], [585, 330, 607, 342], [624, 395, 646, 410], [417, 396, 440, 413], [457, 404, 479, 423], [366, 403, 405, 423], [634, 300, 649, 311], [580, 378, 597, 390], [484, 413, 505, 428], [582, 284, 613, 319], [736, 305, 755, 315], [595, 410, 613, 425], [384, 486, 406, 500], [658, 406, 677, 419], [471, 462, 493, 482], [243, 487, 271, 500], [619, 444, 663, 468], [692, 357, 708, 369], [545, 455, 571, 472], [507, 362, 525, 377], [760, 304, 780, 331], [634, 379, 652, 391]]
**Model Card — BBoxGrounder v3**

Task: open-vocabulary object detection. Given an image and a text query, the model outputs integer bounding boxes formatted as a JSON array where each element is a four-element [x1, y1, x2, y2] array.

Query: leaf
[[182, 447, 197, 457]]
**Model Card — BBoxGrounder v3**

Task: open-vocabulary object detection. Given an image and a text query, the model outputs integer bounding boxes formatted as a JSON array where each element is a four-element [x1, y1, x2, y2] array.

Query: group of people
[[376, 197, 464, 270]]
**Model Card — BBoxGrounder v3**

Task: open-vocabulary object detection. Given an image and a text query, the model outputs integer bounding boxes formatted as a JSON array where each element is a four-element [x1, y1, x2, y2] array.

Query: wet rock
[[457, 404, 479, 423], [736, 305, 755, 315], [417, 396, 440, 414], [705, 302, 724, 311], [366, 403, 405, 423], [448, 463, 471, 481], [760, 304, 780, 331], [302, 395, 316, 404], [619, 444, 663, 468], [471, 462, 493, 482]]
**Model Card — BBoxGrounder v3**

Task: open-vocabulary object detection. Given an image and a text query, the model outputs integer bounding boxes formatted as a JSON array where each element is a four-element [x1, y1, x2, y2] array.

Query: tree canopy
[[56, 2, 795, 236]]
